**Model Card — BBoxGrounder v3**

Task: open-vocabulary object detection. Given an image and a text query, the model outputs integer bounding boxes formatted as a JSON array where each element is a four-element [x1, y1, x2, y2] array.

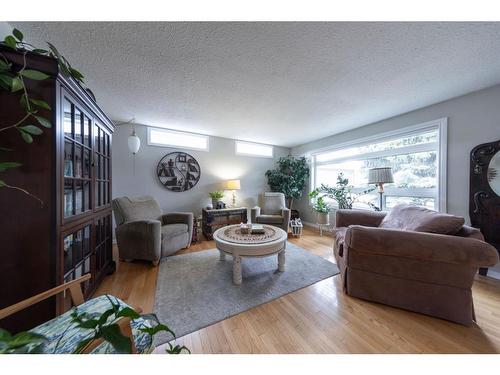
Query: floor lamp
[[368, 167, 394, 211]]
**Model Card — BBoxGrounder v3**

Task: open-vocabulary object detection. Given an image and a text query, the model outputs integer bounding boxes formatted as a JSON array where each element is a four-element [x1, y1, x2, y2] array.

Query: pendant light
[[127, 118, 140, 155]]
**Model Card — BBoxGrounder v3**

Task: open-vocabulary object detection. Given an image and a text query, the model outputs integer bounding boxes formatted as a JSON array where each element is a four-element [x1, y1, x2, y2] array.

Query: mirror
[[489, 151, 500, 196]]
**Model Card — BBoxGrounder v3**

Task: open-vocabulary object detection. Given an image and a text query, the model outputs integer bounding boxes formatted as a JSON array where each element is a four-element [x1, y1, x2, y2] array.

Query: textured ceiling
[[10, 22, 500, 147]]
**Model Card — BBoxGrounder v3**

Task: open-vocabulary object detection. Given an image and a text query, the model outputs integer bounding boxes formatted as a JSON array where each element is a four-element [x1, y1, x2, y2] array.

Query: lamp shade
[[368, 167, 393, 184], [128, 131, 140, 154], [226, 179, 241, 190]]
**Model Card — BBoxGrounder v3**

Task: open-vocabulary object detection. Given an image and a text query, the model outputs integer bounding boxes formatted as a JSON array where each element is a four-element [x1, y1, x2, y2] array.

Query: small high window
[[147, 127, 209, 151], [235, 141, 273, 158]]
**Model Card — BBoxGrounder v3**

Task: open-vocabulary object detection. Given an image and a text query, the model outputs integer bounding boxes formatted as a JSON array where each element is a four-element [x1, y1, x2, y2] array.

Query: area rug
[[153, 242, 339, 345]]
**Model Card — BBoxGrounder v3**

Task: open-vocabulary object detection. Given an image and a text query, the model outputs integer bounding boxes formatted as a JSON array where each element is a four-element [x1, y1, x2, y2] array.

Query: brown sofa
[[332, 206, 499, 325]]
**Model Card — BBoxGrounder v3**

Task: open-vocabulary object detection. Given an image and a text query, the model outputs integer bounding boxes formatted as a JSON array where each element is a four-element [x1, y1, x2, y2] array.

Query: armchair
[[333, 207, 499, 325], [251, 192, 290, 232], [112, 196, 193, 265]]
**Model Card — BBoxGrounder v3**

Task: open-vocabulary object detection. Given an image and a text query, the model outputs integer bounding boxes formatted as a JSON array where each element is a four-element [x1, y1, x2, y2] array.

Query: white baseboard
[[486, 269, 500, 280]]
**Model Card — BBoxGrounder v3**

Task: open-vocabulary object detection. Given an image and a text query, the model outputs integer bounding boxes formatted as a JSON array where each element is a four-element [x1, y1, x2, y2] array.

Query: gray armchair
[[112, 196, 193, 265], [251, 192, 290, 232]]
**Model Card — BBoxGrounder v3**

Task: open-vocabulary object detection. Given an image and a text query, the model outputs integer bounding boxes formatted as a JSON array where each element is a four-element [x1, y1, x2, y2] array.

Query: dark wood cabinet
[[202, 207, 248, 240], [0, 48, 115, 332], [470, 139, 500, 276]]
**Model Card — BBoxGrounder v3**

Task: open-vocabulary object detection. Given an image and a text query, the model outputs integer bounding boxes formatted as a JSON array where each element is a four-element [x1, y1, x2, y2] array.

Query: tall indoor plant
[[265, 156, 310, 211]]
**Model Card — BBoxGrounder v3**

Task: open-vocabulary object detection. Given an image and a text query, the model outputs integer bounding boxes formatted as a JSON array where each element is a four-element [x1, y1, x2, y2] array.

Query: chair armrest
[[161, 212, 193, 226], [281, 208, 291, 223], [0, 274, 91, 320], [161, 212, 193, 245], [335, 209, 386, 228], [118, 219, 161, 233], [345, 225, 499, 267], [251, 207, 261, 222], [116, 220, 161, 261]]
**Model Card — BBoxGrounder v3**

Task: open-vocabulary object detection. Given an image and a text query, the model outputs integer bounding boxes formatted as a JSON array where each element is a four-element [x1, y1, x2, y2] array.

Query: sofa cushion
[[379, 204, 465, 235], [161, 223, 188, 238]]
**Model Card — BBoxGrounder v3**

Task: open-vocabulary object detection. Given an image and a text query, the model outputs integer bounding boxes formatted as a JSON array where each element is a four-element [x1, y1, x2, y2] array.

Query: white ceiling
[[10, 22, 500, 147]]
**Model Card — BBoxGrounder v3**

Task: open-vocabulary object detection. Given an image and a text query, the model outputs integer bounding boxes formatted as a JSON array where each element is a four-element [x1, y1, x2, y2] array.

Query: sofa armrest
[[345, 225, 499, 267], [251, 207, 261, 223], [115, 220, 161, 261], [335, 209, 386, 228]]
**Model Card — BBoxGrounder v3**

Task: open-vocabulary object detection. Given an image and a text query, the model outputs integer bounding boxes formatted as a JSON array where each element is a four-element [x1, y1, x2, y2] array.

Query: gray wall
[[112, 124, 289, 219], [292, 83, 500, 277], [0, 22, 11, 36]]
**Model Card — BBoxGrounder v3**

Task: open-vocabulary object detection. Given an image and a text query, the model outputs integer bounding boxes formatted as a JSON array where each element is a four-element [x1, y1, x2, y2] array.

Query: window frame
[[235, 140, 274, 158], [147, 126, 210, 152], [309, 118, 448, 212]]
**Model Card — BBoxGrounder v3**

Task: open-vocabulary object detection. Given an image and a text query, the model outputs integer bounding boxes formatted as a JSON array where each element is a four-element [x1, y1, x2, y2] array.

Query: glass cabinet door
[[61, 223, 93, 311], [62, 94, 93, 219], [94, 214, 112, 278], [94, 122, 111, 209]]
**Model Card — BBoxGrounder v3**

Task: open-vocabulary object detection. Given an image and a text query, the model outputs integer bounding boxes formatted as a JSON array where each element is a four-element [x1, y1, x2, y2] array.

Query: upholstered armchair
[[251, 192, 290, 232], [332, 205, 499, 325], [112, 196, 193, 265]]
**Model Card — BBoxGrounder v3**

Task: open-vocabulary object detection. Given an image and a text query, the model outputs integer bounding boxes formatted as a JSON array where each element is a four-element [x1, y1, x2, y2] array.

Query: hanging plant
[[0, 27, 85, 205]]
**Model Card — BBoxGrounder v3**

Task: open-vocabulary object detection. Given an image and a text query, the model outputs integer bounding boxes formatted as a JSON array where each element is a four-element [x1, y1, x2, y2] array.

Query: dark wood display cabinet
[[0, 47, 115, 332]]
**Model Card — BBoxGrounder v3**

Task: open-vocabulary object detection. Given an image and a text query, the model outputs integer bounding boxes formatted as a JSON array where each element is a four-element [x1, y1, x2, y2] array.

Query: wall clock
[[157, 152, 201, 192]]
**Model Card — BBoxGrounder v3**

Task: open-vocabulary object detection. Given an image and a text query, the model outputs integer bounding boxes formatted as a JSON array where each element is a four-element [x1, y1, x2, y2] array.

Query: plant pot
[[291, 209, 300, 220], [212, 198, 220, 208], [316, 212, 330, 225]]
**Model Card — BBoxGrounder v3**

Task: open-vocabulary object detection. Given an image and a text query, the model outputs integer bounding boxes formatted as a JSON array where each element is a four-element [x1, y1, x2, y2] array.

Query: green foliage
[[265, 156, 310, 209], [0, 27, 85, 204], [309, 173, 375, 210], [311, 196, 332, 213], [0, 328, 47, 354], [208, 191, 224, 199], [0, 295, 190, 354]]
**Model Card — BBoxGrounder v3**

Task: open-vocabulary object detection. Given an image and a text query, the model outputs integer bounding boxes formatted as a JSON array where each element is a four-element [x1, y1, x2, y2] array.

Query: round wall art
[[157, 152, 201, 192]]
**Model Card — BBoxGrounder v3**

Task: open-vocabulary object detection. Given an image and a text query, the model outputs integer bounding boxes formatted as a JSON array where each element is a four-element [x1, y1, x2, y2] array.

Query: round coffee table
[[213, 224, 288, 285]]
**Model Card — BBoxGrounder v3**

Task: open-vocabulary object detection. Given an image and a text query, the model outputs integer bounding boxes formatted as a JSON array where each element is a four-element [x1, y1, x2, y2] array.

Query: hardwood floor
[[94, 227, 500, 354]]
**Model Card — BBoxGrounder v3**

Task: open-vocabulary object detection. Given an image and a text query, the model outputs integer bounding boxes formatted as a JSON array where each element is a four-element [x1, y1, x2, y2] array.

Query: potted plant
[[265, 156, 310, 218], [311, 196, 332, 225], [208, 191, 224, 208]]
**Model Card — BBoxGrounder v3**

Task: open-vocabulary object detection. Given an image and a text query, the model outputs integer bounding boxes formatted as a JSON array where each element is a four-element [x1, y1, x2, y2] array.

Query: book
[[251, 224, 265, 234]]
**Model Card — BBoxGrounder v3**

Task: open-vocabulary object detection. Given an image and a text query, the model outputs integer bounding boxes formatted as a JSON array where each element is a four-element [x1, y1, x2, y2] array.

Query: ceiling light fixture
[[127, 118, 140, 155]]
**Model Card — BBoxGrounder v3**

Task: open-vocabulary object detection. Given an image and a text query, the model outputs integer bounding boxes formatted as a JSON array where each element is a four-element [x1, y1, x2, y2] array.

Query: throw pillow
[[379, 204, 465, 235]]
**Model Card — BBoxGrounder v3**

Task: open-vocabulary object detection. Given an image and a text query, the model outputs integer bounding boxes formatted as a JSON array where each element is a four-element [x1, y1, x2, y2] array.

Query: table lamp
[[368, 167, 393, 210], [226, 179, 241, 207]]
